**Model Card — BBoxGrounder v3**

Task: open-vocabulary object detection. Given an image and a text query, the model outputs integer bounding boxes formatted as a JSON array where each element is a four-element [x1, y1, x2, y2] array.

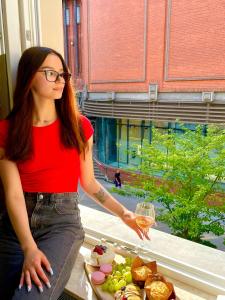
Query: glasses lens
[[46, 70, 58, 82], [43, 70, 71, 82]]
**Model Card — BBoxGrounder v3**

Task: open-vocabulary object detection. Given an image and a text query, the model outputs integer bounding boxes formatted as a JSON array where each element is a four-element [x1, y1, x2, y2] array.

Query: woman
[[114, 169, 122, 188], [0, 46, 149, 300]]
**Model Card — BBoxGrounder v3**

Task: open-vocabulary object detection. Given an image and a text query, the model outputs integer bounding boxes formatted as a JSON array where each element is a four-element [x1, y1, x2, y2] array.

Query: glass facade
[[94, 117, 203, 168]]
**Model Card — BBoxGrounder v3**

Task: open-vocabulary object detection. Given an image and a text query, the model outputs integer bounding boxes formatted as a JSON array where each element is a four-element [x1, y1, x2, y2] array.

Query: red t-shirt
[[0, 115, 93, 192]]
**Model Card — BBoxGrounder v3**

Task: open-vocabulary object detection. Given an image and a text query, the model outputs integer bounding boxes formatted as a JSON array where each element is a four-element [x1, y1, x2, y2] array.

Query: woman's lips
[[53, 88, 64, 92]]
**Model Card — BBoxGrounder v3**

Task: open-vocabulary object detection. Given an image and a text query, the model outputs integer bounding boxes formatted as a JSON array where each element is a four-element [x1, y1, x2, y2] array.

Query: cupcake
[[145, 281, 172, 300], [91, 244, 115, 265], [132, 265, 152, 281]]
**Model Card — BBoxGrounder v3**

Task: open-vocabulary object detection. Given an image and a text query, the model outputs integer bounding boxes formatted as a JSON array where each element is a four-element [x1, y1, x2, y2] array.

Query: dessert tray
[[84, 243, 178, 300], [85, 255, 142, 300]]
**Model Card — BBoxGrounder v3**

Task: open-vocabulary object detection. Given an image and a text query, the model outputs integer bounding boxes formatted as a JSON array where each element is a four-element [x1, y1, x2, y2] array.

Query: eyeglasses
[[38, 69, 71, 83]]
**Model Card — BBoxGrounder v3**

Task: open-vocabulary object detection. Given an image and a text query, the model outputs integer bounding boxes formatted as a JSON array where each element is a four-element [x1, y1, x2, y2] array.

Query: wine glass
[[135, 202, 156, 253]]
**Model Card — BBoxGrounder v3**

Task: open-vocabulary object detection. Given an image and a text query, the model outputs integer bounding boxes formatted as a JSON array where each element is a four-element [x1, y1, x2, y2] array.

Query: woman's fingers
[[19, 272, 24, 289], [22, 249, 53, 292], [134, 223, 150, 240], [25, 270, 32, 292], [143, 230, 151, 240], [23, 263, 52, 293], [41, 254, 53, 276], [121, 210, 151, 241], [36, 264, 51, 289], [135, 227, 144, 240], [30, 268, 43, 293]]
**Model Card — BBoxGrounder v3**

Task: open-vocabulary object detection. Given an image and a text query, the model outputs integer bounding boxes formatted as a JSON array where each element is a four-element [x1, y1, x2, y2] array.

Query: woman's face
[[30, 53, 66, 101]]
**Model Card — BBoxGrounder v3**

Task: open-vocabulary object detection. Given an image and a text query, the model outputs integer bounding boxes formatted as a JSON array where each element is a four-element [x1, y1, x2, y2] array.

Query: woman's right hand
[[19, 246, 53, 293]]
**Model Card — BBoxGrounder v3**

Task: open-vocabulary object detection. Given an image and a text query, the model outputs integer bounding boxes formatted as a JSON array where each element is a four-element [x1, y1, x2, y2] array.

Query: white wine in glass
[[135, 215, 155, 232], [135, 202, 156, 252]]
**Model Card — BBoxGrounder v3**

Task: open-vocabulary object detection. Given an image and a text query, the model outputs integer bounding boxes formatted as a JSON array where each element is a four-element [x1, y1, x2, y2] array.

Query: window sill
[[64, 205, 225, 299], [78, 205, 225, 298]]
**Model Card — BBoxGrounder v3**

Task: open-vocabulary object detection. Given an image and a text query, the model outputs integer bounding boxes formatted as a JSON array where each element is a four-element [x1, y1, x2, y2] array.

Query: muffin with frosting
[[91, 244, 115, 265]]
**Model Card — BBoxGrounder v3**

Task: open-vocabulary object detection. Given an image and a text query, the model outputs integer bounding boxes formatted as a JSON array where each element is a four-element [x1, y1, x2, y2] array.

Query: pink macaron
[[91, 271, 105, 285], [99, 264, 112, 275]]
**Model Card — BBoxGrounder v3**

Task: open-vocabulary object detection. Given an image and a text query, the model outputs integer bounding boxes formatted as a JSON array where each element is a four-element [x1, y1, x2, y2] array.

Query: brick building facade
[[65, 1, 225, 171]]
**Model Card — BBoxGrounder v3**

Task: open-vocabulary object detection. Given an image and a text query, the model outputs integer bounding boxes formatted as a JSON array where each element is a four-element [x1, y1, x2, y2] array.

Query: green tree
[[115, 125, 225, 248]]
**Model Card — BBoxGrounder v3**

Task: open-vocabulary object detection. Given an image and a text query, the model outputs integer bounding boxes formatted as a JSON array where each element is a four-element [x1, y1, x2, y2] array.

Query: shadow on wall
[[0, 54, 10, 119]]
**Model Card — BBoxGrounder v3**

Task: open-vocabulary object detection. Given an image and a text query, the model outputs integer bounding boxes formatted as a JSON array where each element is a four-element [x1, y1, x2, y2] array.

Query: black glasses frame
[[38, 70, 71, 83]]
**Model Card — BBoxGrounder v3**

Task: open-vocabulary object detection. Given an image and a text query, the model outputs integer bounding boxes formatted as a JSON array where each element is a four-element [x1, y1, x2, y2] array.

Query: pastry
[[91, 244, 115, 265], [91, 271, 105, 285], [145, 280, 172, 300], [131, 256, 144, 270], [132, 265, 152, 281], [144, 272, 165, 285], [131, 256, 157, 276], [145, 261, 157, 274], [131, 257, 155, 289], [114, 283, 142, 300]]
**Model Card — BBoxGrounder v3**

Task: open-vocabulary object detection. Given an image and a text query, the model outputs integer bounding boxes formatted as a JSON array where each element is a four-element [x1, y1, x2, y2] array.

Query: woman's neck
[[32, 100, 57, 126]]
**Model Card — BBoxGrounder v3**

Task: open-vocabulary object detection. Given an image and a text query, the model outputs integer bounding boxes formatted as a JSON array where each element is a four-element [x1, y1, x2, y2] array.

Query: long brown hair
[[5, 46, 87, 162]]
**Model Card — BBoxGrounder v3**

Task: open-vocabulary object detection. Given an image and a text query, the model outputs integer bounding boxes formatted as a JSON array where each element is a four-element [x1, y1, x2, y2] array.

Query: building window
[[62, 0, 81, 80], [95, 117, 203, 170]]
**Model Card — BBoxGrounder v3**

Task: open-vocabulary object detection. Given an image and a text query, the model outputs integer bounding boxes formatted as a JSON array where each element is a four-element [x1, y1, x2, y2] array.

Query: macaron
[[91, 271, 105, 285], [99, 264, 112, 275]]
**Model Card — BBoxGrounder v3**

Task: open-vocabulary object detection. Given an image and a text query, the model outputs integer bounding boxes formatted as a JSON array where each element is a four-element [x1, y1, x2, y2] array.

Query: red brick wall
[[95, 161, 225, 204], [78, 0, 225, 92], [95, 160, 141, 184]]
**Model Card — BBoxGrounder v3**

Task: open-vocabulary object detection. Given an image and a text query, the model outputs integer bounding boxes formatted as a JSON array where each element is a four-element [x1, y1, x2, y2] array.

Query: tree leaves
[[118, 124, 225, 248]]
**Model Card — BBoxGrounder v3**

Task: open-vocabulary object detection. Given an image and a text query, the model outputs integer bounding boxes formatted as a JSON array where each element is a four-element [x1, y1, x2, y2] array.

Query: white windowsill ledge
[[64, 205, 225, 299]]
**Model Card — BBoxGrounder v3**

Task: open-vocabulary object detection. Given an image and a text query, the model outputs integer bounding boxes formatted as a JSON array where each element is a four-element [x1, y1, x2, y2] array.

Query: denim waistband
[[23, 192, 79, 202]]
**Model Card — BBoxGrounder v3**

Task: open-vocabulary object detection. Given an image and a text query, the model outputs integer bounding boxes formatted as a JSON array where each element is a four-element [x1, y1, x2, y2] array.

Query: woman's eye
[[47, 71, 56, 77]]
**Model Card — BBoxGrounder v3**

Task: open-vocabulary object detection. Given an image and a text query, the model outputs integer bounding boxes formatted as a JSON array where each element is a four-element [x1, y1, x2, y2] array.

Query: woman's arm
[[0, 152, 52, 292], [0, 157, 37, 252], [79, 137, 149, 240]]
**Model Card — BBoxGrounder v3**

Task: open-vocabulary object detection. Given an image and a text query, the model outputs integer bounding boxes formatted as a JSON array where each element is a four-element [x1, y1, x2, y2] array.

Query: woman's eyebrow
[[40, 66, 64, 71]]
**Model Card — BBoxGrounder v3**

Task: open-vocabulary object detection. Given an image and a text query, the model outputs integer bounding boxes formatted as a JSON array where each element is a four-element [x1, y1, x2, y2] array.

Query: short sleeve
[[80, 115, 94, 141], [0, 120, 8, 149]]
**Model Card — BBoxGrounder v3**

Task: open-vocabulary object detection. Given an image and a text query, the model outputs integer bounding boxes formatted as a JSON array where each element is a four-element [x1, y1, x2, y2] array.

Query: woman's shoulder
[[79, 114, 93, 129], [79, 114, 94, 140], [79, 114, 91, 124]]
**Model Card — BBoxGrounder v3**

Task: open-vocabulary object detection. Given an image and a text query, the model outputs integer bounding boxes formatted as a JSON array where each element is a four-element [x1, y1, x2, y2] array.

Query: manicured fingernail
[[38, 286, 43, 293], [18, 284, 22, 290], [46, 282, 51, 289], [49, 267, 54, 276], [27, 286, 32, 292]]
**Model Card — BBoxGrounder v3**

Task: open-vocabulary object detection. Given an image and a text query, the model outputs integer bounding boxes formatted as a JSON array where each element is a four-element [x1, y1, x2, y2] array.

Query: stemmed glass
[[135, 202, 156, 253]]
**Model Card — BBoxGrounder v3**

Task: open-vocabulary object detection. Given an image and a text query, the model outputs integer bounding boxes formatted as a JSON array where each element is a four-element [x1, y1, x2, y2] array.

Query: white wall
[[0, 0, 65, 114], [38, 0, 64, 56], [1, 0, 21, 103]]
